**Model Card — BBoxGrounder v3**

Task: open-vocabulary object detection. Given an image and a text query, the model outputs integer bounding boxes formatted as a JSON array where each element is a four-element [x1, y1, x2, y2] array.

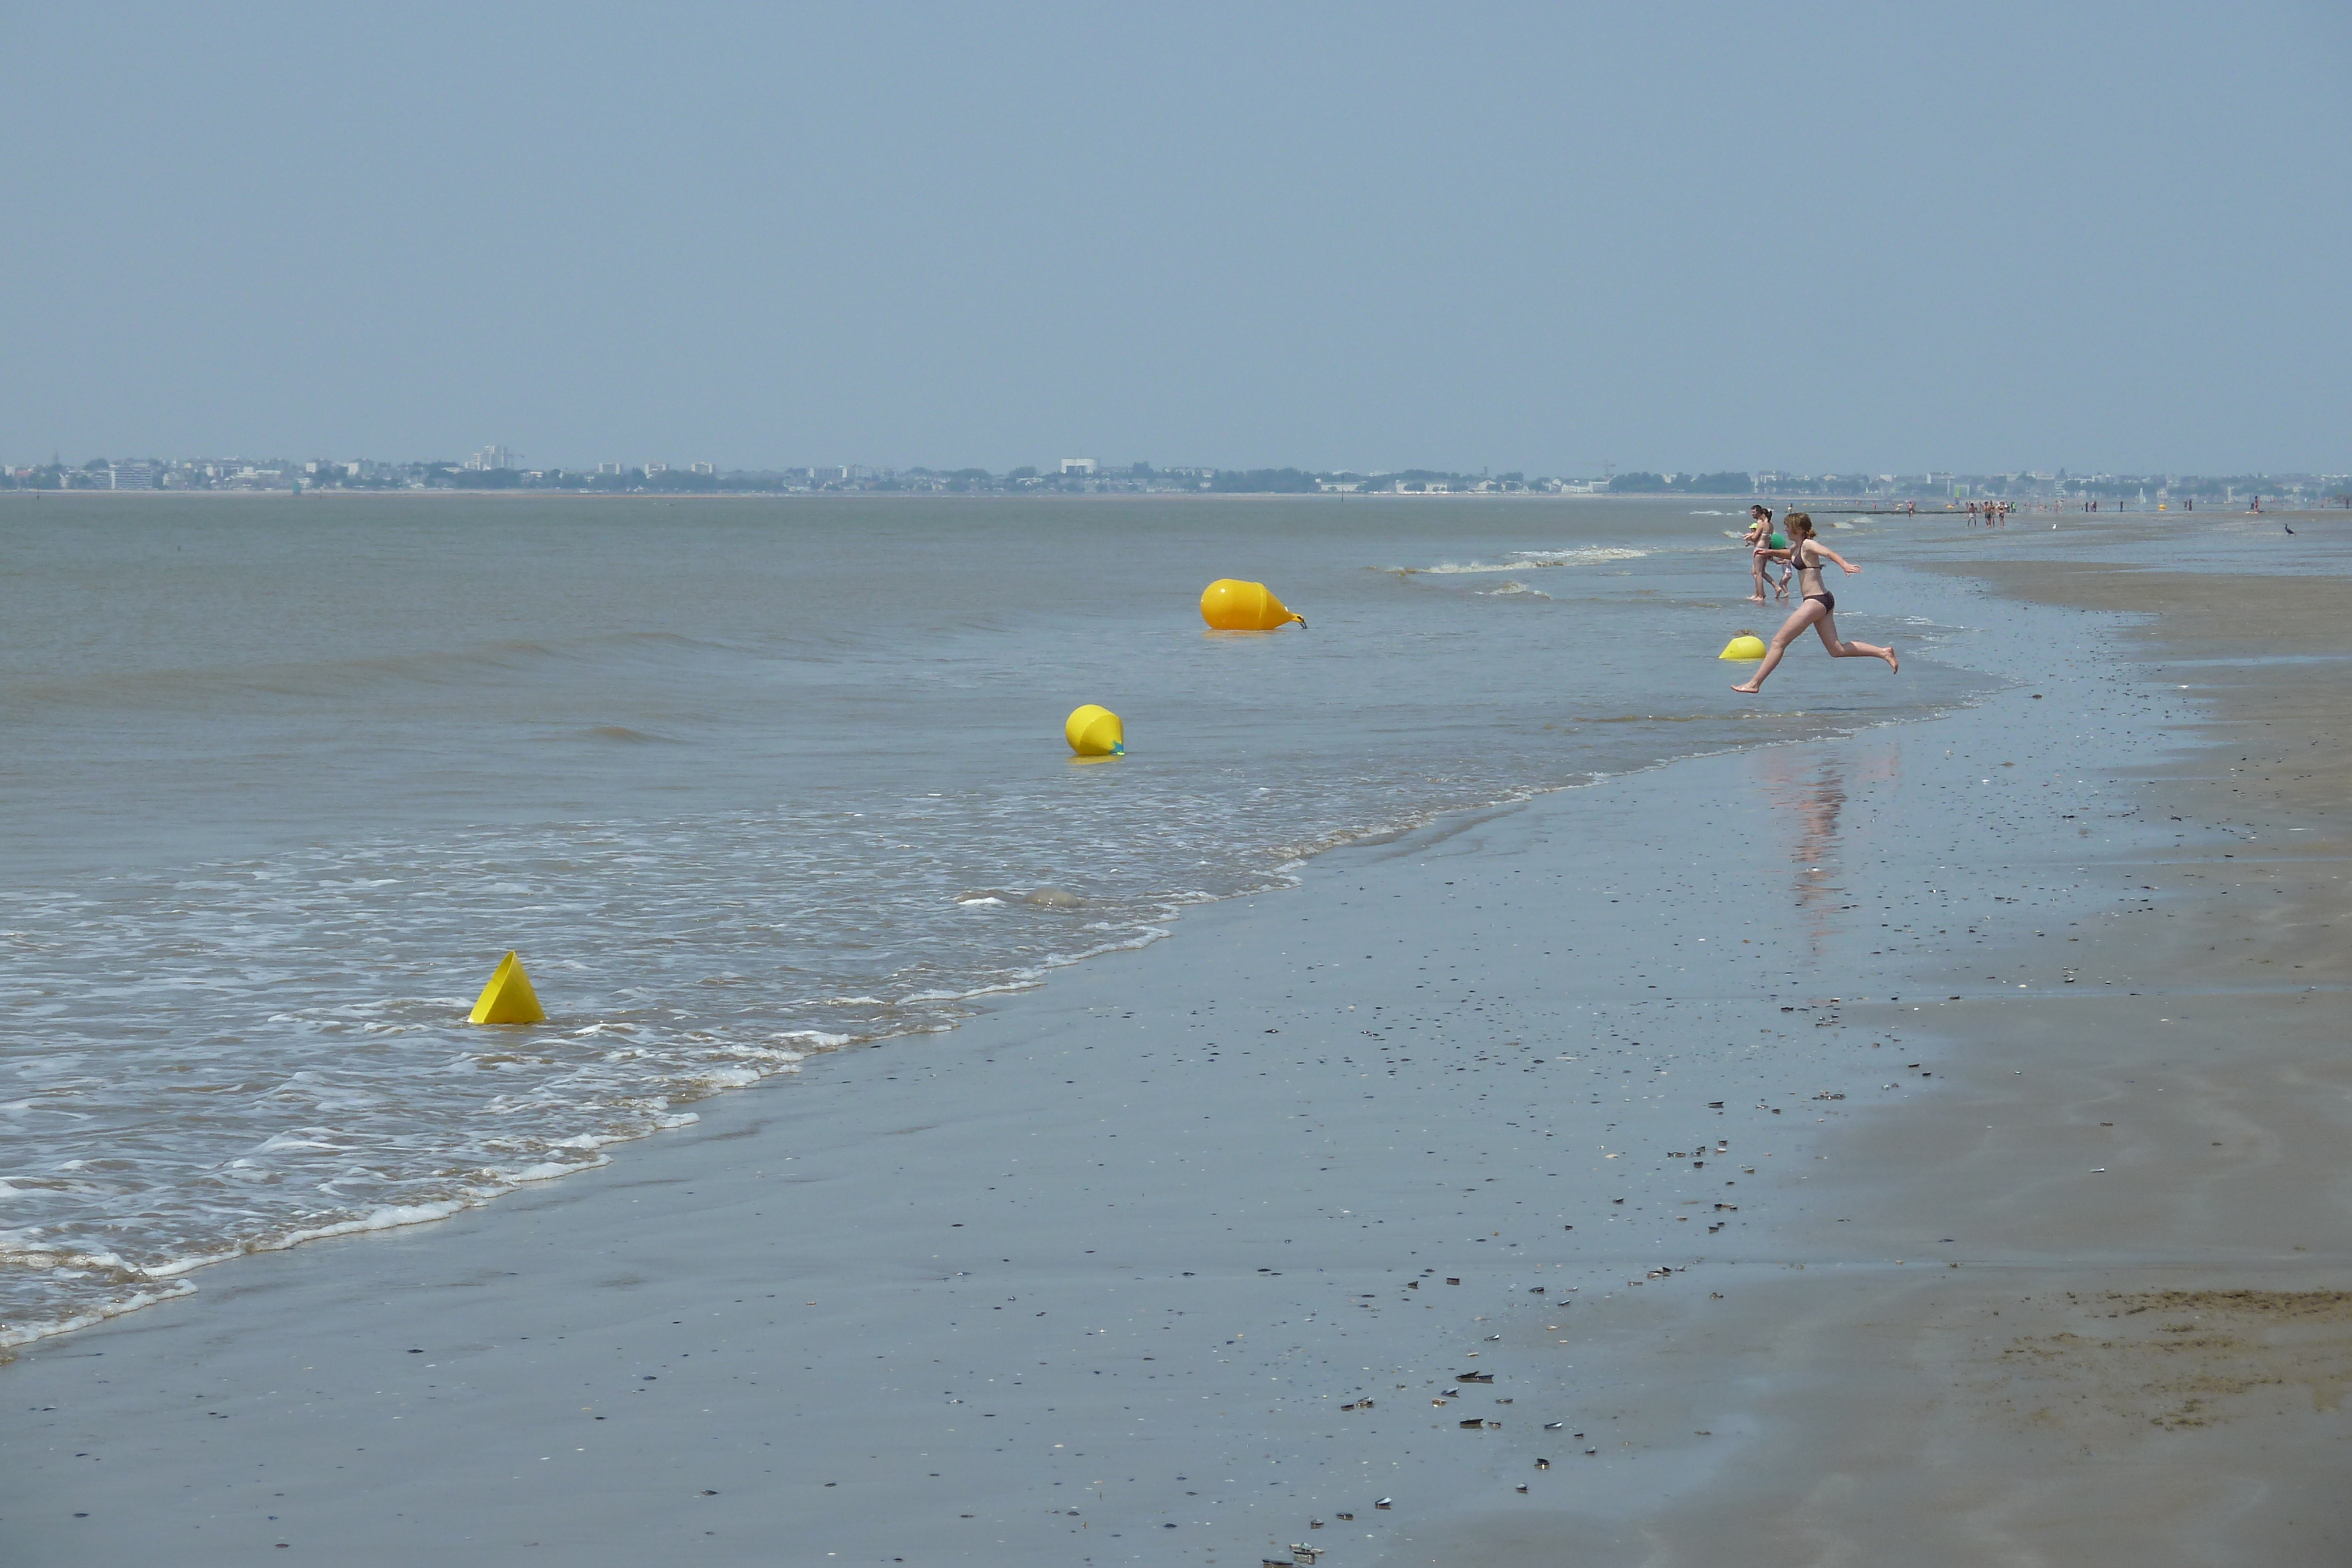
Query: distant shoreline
[[1, 487, 1733, 500], [10, 489, 2321, 516]]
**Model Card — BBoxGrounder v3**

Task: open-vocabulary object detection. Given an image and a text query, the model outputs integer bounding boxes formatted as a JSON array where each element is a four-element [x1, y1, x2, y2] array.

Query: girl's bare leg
[[1732, 599, 1825, 692], [1812, 611, 1898, 673], [1747, 551, 1768, 603]]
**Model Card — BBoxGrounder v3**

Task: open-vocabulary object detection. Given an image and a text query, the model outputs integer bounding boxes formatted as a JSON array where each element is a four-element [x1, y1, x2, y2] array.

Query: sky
[[4, 2, 2347, 476]]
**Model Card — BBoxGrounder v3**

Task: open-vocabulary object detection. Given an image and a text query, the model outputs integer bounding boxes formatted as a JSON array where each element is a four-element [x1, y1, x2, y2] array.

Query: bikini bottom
[[1804, 590, 1836, 613]]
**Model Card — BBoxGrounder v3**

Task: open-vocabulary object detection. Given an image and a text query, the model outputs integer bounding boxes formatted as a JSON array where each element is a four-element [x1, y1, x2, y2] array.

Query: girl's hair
[[1785, 512, 1816, 540], [1752, 504, 1772, 519]]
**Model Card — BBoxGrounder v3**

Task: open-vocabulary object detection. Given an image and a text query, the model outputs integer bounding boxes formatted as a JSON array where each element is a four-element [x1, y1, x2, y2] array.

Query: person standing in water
[[1743, 504, 1790, 603], [1732, 513, 1898, 694]]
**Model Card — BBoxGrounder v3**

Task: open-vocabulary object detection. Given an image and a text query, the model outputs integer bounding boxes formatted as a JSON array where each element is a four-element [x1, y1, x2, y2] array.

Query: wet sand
[[5, 530, 2348, 1566], [1384, 547, 2352, 1564]]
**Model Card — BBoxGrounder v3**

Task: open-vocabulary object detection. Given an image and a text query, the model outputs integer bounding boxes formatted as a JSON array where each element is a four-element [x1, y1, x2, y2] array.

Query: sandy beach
[[5, 516, 2348, 1566]]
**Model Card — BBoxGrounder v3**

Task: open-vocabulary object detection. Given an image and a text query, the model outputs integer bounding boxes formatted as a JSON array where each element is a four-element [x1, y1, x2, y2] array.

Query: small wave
[[499, 1158, 608, 1182], [0, 1279, 198, 1349], [266, 1199, 477, 1253], [1394, 547, 1649, 575], [1476, 581, 1552, 599]]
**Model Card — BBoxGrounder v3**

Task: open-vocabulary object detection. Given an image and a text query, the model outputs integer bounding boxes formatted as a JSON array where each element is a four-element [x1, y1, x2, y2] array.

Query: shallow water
[[0, 494, 1986, 1343]]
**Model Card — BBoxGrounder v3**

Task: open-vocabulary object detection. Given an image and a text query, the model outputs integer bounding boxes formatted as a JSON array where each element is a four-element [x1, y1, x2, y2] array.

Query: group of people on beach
[[1734, 504, 1897, 694], [1967, 500, 2011, 525]]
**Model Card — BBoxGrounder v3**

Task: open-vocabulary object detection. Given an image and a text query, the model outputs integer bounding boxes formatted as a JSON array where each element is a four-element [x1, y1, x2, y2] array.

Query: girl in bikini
[[1731, 513, 1898, 693]]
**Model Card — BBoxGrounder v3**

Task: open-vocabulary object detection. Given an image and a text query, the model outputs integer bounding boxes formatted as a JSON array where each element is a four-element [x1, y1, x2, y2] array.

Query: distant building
[[1060, 457, 1097, 476], [646, 462, 668, 474], [690, 461, 714, 475], [465, 445, 517, 472], [108, 460, 155, 490]]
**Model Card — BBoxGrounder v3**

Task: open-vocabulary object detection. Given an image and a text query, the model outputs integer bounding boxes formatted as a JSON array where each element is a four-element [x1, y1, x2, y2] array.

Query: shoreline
[[0, 667, 1954, 1357], [0, 524, 1996, 1356], [5, 525, 2347, 1562]]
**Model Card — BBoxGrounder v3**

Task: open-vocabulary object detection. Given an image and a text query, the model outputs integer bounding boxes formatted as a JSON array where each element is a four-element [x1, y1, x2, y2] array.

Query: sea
[[0, 493, 1986, 1345]]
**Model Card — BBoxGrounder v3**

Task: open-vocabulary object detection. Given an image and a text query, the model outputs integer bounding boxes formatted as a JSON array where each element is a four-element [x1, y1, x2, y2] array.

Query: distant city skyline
[[8, 452, 2342, 506]]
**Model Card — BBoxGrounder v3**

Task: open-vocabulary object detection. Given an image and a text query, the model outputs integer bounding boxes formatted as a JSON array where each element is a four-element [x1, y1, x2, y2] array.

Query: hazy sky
[[6, 2, 2347, 474]]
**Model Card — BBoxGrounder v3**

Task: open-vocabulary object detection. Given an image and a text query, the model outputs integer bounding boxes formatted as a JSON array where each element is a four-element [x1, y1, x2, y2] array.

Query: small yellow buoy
[[469, 950, 546, 1025], [1200, 579, 1306, 631], [1064, 704, 1125, 757], [1719, 634, 1768, 660]]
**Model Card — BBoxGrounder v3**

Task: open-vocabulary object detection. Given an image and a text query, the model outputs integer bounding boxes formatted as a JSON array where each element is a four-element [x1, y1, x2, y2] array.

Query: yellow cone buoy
[[1065, 704, 1125, 757], [1200, 579, 1306, 631], [469, 950, 546, 1024], [1719, 634, 1768, 660]]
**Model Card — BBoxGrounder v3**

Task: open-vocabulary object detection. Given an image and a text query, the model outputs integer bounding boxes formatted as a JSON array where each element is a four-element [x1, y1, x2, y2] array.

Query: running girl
[[1731, 513, 1898, 693]]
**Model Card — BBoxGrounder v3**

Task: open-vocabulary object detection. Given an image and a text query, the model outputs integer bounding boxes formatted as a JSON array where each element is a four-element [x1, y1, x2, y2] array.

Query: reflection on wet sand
[[1752, 743, 1901, 955]]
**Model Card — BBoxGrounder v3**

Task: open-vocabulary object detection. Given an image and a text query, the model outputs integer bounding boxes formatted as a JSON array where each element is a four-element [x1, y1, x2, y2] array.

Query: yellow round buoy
[[1719, 634, 1768, 661], [1200, 579, 1306, 631], [1064, 704, 1125, 757]]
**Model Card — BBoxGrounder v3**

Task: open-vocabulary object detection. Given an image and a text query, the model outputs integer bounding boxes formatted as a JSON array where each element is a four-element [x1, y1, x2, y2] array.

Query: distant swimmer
[[1742, 504, 1790, 603], [1731, 514, 1897, 694]]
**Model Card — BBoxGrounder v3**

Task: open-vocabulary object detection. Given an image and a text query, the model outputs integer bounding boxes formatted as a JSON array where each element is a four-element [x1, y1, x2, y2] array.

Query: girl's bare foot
[[1730, 681, 1762, 694], [1885, 645, 1899, 674], [1746, 593, 1766, 604]]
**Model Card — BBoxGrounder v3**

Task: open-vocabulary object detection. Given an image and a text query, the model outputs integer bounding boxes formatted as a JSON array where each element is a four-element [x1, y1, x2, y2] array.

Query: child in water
[[1742, 504, 1789, 603]]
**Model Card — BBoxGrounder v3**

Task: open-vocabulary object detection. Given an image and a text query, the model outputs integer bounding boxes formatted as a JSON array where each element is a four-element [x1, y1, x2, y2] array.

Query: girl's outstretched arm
[[1815, 546, 1862, 574]]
